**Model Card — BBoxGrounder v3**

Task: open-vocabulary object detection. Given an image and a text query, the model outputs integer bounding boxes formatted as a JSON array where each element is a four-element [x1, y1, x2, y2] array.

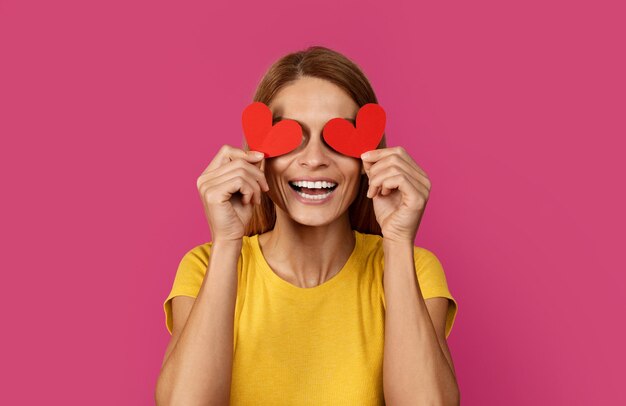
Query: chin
[[289, 212, 338, 227]]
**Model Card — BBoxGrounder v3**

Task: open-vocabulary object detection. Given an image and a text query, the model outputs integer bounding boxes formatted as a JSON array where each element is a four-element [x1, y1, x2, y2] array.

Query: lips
[[288, 177, 338, 184], [289, 183, 337, 202], [288, 180, 338, 195]]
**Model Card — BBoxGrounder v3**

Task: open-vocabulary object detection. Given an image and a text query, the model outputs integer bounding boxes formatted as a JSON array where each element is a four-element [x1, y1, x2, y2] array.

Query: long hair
[[242, 46, 386, 236]]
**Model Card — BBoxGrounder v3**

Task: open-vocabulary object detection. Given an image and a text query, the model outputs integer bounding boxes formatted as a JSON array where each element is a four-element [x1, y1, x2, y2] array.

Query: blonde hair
[[242, 46, 386, 236]]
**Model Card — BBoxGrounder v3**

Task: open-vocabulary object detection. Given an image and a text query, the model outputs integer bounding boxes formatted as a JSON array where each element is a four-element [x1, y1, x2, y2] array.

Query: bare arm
[[154, 144, 267, 404], [155, 239, 242, 406], [382, 239, 459, 406]]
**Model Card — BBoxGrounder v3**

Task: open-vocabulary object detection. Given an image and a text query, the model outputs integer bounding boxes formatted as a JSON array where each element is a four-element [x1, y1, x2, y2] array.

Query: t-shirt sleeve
[[413, 246, 458, 339], [162, 243, 212, 335]]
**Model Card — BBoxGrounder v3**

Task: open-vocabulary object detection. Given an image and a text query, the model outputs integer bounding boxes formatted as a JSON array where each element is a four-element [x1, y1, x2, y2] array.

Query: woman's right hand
[[196, 145, 269, 243]]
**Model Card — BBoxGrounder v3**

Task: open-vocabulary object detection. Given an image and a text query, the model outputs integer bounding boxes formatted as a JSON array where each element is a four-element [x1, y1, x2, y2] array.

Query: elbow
[[441, 374, 460, 406], [429, 388, 460, 406], [428, 383, 460, 406], [154, 378, 166, 406], [452, 392, 460, 406], [155, 372, 173, 406], [446, 385, 460, 406], [155, 374, 230, 406], [385, 388, 460, 406]]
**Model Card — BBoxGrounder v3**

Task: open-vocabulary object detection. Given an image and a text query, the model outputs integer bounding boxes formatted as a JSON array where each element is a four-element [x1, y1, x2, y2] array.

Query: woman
[[156, 46, 459, 405]]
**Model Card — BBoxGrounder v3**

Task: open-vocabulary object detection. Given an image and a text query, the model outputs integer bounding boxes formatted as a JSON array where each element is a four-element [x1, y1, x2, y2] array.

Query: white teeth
[[296, 190, 333, 200], [290, 180, 337, 189]]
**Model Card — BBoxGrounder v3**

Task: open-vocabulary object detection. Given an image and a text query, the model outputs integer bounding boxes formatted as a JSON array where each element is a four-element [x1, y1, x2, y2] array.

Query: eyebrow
[[273, 116, 356, 125]]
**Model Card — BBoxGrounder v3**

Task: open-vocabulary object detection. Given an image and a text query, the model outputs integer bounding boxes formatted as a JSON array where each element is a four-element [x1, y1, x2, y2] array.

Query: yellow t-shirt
[[163, 229, 458, 405]]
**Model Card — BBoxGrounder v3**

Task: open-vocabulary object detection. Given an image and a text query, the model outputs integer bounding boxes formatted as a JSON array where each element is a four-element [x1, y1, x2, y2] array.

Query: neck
[[258, 212, 356, 288]]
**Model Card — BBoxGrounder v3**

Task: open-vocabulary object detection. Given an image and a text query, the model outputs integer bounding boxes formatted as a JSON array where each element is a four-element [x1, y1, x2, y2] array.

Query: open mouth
[[288, 180, 338, 200]]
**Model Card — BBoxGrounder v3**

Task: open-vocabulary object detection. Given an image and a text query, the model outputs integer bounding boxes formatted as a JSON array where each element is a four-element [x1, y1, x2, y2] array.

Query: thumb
[[361, 159, 373, 175], [249, 152, 265, 171], [245, 150, 265, 166]]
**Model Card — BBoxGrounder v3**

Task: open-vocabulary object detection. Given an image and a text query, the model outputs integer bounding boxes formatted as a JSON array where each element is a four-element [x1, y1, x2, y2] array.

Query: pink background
[[1, 0, 624, 404]]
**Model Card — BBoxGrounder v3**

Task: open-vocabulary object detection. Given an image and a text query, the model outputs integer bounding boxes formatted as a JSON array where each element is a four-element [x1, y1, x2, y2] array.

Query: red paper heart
[[322, 103, 386, 158], [241, 102, 302, 157]]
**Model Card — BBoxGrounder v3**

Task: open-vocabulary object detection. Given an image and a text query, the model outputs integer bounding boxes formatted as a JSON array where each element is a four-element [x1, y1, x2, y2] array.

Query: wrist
[[382, 237, 414, 250], [212, 238, 243, 249]]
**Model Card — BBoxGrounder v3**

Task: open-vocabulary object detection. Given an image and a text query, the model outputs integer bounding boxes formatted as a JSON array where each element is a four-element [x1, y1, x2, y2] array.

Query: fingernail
[[251, 151, 264, 159], [361, 152, 371, 160]]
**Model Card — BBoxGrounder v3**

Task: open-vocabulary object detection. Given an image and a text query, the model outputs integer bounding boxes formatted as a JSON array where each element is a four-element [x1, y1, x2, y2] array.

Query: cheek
[[343, 166, 365, 197], [266, 173, 283, 193], [351, 175, 365, 195], [265, 157, 290, 174], [263, 160, 290, 198], [342, 160, 363, 181]]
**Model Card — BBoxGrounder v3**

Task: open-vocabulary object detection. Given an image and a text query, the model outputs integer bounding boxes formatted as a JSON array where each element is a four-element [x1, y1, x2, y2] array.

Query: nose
[[296, 132, 332, 168]]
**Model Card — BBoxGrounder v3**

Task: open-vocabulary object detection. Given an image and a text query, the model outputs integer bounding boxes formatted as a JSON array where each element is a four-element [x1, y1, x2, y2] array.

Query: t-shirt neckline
[[250, 229, 362, 296]]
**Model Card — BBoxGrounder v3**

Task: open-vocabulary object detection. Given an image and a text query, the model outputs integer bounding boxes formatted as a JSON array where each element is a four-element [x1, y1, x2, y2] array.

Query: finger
[[361, 146, 428, 178], [369, 160, 430, 195], [199, 156, 270, 192], [378, 173, 427, 205], [199, 174, 255, 206], [228, 157, 270, 192], [199, 168, 262, 206], [366, 154, 431, 191], [370, 167, 422, 196], [367, 185, 380, 199], [248, 154, 268, 189], [362, 159, 374, 176], [379, 174, 408, 198], [385, 172, 429, 198], [204, 145, 265, 174], [365, 146, 427, 177], [224, 172, 260, 206]]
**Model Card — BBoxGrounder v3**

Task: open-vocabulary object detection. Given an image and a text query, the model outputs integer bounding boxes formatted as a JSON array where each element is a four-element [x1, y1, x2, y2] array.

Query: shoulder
[[353, 230, 384, 271], [182, 241, 213, 263], [413, 246, 443, 268]]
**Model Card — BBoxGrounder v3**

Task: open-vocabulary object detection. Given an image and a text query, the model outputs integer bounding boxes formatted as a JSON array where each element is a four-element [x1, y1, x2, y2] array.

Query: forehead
[[268, 76, 359, 120]]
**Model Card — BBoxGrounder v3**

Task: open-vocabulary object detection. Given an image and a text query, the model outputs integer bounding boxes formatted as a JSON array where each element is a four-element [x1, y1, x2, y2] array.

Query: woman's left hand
[[361, 146, 431, 243]]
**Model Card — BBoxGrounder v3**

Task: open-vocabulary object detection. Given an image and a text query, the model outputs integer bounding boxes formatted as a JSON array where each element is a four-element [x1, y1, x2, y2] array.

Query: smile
[[288, 180, 338, 203]]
